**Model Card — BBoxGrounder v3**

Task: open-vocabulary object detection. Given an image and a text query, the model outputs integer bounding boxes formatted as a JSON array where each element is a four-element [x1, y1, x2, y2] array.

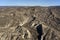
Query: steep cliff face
[[0, 6, 60, 40]]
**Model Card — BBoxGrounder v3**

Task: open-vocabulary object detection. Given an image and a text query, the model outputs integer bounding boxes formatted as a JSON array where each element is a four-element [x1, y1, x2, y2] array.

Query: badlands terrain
[[0, 6, 60, 40]]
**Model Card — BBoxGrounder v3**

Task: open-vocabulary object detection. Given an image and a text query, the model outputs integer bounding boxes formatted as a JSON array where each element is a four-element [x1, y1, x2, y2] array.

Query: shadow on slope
[[36, 24, 43, 40]]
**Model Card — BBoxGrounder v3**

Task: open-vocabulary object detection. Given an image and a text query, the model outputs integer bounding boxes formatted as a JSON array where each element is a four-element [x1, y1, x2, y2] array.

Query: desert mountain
[[0, 6, 60, 40]]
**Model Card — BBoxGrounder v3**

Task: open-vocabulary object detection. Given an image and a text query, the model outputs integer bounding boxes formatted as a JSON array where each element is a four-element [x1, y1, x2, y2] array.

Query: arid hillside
[[0, 6, 60, 40]]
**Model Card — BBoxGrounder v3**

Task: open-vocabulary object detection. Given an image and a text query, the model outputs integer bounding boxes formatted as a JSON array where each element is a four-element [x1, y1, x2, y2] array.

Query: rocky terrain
[[0, 6, 60, 40]]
